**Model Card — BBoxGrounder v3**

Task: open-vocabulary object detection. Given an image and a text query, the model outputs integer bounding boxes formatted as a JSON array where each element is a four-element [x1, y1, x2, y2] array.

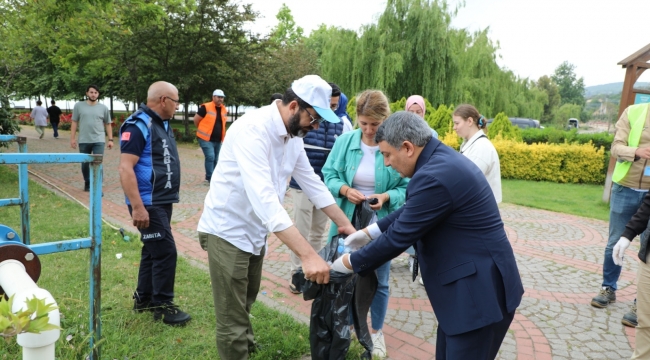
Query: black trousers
[[129, 204, 177, 305]]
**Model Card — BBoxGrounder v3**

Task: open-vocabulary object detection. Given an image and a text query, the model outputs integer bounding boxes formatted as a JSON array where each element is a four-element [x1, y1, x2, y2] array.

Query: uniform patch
[[121, 132, 131, 141]]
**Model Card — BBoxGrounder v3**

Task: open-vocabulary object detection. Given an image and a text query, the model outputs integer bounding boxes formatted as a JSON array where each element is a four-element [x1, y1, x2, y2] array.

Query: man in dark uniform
[[118, 81, 190, 326]]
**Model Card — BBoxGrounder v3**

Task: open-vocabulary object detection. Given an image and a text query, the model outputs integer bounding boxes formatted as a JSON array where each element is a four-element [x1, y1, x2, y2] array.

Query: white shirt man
[[197, 75, 354, 360]]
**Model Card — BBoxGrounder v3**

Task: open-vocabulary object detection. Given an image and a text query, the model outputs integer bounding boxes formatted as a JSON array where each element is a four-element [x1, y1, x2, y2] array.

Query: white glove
[[612, 237, 631, 266], [344, 230, 371, 251], [331, 254, 354, 274]]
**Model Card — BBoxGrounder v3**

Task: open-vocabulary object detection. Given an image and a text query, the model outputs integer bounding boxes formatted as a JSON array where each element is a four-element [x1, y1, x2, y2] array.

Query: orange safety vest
[[196, 101, 228, 141]]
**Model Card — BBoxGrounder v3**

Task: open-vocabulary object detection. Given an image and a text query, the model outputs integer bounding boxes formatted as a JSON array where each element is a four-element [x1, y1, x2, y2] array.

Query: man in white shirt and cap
[[197, 75, 355, 360]]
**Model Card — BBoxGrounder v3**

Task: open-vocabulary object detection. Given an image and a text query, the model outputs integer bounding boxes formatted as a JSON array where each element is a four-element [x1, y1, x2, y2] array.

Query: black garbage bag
[[302, 238, 358, 360], [298, 199, 379, 360]]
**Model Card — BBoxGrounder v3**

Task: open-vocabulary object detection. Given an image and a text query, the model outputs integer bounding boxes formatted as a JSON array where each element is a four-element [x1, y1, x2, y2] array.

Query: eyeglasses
[[161, 96, 180, 104], [306, 109, 325, 125]]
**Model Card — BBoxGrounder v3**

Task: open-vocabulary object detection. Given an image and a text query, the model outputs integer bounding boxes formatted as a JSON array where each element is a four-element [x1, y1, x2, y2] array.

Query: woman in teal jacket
[[322, 90, 408, 359]]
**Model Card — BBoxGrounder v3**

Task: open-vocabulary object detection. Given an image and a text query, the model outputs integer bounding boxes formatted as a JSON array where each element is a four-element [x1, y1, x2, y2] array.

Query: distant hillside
[[586, 82, 650, 97]]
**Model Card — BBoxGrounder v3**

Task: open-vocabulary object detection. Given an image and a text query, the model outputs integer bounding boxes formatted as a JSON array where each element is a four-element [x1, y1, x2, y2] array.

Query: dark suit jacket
[[350, 138, 524, 336]]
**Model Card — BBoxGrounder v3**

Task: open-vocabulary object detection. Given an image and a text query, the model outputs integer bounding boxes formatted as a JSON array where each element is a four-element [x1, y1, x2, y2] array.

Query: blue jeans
[[603, 183, 648, 290], [52, 121, 59, 138], [78, 142, 105, 184], [370, 260, 391, 330], [198, 138, 222, 181]]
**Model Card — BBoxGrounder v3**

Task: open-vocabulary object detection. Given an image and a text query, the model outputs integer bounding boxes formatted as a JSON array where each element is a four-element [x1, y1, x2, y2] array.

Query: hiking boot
[[153, 303, 191, 326], [372, 330, 387, 358], [622, 301, 638, 327], [590, 287, 616, 308]]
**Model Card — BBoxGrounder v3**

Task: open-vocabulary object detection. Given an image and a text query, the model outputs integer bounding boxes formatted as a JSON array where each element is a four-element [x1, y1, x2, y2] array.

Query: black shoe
[[84, 182, 90, 192], [133, 298, 153, 313], [622, 302, 638, 327], [153, 303, 191, 326], [591, 287, 616, 308]]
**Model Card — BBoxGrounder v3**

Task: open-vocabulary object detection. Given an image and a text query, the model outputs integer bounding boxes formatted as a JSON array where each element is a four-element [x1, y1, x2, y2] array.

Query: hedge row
[[520, 127, 614, 151], [492, 139, 606, 184]]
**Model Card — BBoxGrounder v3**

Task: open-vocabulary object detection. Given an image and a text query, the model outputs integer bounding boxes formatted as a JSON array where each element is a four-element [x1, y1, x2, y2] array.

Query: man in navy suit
[[332, 111, 524, 359]]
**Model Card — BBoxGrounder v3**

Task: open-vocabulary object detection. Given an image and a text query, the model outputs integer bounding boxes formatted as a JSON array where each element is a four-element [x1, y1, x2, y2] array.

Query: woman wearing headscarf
[[323, 90, 408, 359], [406, 95, 438, 139], [453, 104, 502, 203]]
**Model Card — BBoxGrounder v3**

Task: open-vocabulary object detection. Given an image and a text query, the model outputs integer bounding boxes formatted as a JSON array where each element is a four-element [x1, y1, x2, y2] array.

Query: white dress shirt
[[459, 129, 502, 203], [197, 100, 336, 255]]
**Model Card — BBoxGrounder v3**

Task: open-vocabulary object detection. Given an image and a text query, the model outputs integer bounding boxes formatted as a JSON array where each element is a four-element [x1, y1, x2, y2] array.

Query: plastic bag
[[302, 238, 359, 359], [298, 199, 379, 359]]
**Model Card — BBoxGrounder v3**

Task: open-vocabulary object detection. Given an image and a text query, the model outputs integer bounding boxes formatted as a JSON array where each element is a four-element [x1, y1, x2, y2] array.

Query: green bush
[[493, 138, 605, 184], [429, 104, 454, 137], [0, 97, 20, 146], [488, 112, 521, 141], [520, 127, 613, 151]]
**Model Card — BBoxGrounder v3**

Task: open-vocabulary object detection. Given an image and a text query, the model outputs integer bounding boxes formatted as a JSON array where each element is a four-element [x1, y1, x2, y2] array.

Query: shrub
[[492, 138, 605, 184], [488, 112, 521, 141], [0, 97, 20, 145], [520, 127, 613, 151], [429, 104, 454, 138], [439, 124, 461, 150]]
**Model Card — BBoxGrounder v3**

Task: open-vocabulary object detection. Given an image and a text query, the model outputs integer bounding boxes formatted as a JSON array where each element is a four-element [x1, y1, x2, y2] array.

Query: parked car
[[486, 117, 542, 129], [566, 118, 579, 130]]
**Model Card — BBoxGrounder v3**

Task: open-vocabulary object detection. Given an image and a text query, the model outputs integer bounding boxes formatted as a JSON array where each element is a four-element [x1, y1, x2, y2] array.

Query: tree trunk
[[183, 99, 190, 136], [109, 96, 114, 120], [235, 104, 240, 120]]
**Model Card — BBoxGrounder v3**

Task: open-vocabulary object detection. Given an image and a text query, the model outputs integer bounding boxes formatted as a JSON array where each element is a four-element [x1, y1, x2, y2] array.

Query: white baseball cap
[[291, 75, 340, 123], [213, 89, 225, 97]]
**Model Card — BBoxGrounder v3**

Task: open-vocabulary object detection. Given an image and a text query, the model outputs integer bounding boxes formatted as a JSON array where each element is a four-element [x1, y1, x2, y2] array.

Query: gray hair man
[[332, 111, 524, 359]]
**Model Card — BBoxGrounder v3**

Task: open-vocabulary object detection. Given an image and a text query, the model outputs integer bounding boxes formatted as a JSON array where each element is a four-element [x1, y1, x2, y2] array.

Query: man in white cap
[[197, 75, 356, 360], [193, 89, 228, 182]]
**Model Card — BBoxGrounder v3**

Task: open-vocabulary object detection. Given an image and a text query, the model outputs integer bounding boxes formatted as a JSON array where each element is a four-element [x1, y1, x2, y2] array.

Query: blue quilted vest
[[289, 120, 344, 190]]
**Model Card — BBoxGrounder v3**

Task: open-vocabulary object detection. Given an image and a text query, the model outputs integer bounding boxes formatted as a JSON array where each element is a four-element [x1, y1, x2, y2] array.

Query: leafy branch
[[0, 295, 60, 341]]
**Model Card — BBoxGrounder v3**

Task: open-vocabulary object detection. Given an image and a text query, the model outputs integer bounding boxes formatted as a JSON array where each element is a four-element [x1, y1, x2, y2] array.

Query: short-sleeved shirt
[[47, 105, 62, 122], [120, 124, 146, 156], [197, 104, 223, 142], [72, 101, 111, 144]]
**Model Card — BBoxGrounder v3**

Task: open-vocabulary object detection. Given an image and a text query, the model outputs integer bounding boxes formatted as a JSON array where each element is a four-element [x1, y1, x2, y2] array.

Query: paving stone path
[[6, 126, 640, 359]]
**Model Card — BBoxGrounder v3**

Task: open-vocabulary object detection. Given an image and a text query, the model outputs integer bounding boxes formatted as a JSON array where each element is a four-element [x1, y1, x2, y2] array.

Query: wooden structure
[[602, 43, 650, 202]]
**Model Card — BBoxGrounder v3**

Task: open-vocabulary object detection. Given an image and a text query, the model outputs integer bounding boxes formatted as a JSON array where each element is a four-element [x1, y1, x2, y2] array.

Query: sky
[[244, 0, 650, 87]]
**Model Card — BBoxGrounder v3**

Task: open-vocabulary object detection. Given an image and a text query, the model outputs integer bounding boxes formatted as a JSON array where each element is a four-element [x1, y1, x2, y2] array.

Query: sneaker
[[590, 287, 616, 308], [371, 330, 387, 358], [84, 182, 90, 192], [153, 303, 191, 326], [622, 301, 638, 327], [419, 276, 424, 286], [39, 133, 44, 139]]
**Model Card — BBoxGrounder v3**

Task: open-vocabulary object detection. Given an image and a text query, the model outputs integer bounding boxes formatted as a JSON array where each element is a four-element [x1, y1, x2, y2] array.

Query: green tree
[[269, 3, 304, 46], [553, 103, 582, 128], [536, 75, 561, 123], [488, 112, 521, 141], [552, 61, 585, 107]]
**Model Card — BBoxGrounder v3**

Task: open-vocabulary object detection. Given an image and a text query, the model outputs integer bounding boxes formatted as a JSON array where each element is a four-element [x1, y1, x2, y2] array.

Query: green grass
[[0, 165, 324, 359], [502, 179, 610, 221]]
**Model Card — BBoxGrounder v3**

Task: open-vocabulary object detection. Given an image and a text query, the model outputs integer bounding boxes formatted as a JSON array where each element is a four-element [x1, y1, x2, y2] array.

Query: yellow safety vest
[[612, 103, 650, 183]]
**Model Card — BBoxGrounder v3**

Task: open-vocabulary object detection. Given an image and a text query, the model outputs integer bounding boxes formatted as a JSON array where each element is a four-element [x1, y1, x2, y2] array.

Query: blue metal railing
[[0, 135, 103, 360]]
